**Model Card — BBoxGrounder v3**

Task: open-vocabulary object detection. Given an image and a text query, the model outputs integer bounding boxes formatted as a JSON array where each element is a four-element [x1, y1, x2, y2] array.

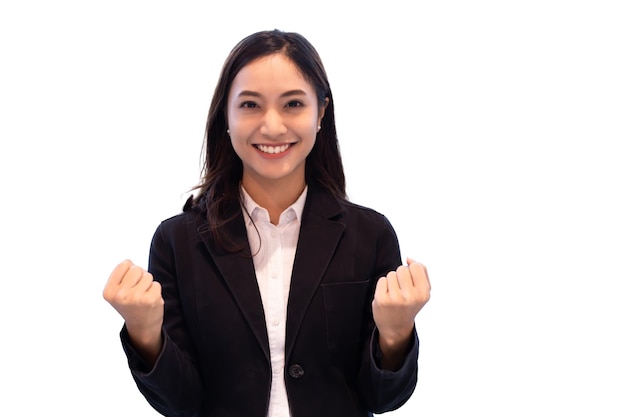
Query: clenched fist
[[372, 258, 431, 370], [103, 259, 164, 364]]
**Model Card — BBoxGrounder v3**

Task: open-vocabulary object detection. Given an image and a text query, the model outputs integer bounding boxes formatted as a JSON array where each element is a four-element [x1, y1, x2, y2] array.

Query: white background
[[1, 1, 625, 415]]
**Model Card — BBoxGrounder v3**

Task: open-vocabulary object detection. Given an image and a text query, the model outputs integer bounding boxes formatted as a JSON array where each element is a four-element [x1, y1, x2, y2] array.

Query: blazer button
[[288, 364, 304, 379]]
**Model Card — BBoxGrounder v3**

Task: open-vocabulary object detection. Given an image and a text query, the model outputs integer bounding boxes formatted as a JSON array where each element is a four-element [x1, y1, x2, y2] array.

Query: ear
[[317, 97, 330, 127]]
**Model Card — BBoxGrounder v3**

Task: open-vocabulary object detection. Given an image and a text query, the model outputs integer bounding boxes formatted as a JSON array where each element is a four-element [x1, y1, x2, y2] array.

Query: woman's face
[[227, 53, 326, 190]]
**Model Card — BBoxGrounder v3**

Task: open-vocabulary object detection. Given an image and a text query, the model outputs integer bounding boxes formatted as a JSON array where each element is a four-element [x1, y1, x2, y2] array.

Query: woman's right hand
[[103, 259, 164, 364]]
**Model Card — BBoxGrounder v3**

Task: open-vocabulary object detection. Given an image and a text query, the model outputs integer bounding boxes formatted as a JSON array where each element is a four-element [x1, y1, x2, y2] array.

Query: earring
[[317, 126, 321, 132], [227, 129, 230, 135]]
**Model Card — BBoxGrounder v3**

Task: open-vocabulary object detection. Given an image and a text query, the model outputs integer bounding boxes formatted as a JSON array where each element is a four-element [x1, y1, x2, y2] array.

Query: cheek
[[309, 122, 321, 139], [228, 134, 247, 159], [226, 101, 242, 132], [298, 114, 321, 135]]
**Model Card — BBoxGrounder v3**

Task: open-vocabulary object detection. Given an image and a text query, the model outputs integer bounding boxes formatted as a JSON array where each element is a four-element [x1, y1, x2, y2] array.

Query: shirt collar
[[240, 184, 308, 226]]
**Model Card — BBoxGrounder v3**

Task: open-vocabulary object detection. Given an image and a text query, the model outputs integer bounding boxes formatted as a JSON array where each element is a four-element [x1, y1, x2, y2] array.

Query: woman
[[103, 29, 431, 417]]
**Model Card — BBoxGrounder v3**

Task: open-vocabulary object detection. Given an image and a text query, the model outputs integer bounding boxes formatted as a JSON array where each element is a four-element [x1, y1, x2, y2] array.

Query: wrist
[[126, 323, 163, 365], [377, 326, 414, 371]]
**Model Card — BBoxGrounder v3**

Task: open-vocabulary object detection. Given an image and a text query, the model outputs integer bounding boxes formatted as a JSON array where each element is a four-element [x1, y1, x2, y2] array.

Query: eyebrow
[[236, 89, 308, 98]]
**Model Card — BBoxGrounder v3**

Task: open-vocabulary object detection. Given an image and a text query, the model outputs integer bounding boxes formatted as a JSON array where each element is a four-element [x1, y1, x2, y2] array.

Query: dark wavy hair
[[189, 29, 346, 246]]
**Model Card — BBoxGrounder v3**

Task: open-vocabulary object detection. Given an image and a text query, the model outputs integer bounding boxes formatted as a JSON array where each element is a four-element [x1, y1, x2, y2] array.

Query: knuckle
[[409, 262, 425, 274], [396, 265, 409, 274], [115, 287, 135, 304]]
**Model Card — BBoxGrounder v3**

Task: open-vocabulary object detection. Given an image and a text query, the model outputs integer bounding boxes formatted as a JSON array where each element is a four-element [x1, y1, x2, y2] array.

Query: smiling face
[[227, 53, 327, 195]]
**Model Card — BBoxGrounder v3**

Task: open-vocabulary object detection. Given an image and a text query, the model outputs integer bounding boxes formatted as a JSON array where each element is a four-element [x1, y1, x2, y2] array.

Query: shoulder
[[339, 199, 387, 220], [152, 210, 201, 244], [306, 185, 396, 233], [335, 198, 402, 268], [338, 199, 396, 232], [159, 210, 198, 230]]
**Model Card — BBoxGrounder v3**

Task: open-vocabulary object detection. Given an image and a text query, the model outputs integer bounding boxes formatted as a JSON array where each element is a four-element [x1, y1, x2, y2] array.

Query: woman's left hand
[[372, 258, 431, 368]]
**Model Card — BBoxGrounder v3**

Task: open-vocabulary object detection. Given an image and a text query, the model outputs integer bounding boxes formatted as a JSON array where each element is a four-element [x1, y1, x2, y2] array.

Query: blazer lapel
[[285, 187, 345, 358], [196, 208, 270, 362]]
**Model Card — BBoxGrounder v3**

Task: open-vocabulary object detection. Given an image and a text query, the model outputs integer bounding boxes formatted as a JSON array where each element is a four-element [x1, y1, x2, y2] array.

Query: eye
[[285, 100, 304, 108], [240, 101, 258, 109]]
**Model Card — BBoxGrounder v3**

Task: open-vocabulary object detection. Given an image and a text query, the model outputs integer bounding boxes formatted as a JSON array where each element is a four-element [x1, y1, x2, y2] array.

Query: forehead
[[229, 53, 314, 94]]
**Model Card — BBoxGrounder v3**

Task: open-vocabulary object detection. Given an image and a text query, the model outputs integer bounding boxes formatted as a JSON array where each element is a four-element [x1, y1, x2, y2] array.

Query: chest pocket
[[321, 279, 371, 353]]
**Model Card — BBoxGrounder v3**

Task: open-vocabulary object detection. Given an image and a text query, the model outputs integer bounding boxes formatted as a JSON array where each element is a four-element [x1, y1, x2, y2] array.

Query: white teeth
[[257, 144, 290, 154]]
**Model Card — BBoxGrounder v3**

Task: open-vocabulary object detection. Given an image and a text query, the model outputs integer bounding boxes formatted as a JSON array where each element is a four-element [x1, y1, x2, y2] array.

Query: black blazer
[[121, 186, 419, 417]]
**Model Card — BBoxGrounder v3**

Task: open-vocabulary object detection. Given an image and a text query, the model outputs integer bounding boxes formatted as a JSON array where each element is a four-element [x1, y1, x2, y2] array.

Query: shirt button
[[288, 364, 304, 379], [271, 319, 279, 326]]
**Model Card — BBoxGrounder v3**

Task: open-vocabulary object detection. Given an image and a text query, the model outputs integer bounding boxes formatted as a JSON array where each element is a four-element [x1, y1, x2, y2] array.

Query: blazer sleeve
[[357, 214, 419, 413], [119, 221, 205, 417]]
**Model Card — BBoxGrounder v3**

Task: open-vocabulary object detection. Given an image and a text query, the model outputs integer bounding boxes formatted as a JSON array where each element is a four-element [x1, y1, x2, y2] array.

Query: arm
[[104, 223, 205, 417], [357, 216, 431, 413]]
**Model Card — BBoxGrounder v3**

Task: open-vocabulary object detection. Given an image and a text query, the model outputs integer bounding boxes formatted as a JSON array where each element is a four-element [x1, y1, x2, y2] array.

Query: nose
[[259, 108, 287, 137]]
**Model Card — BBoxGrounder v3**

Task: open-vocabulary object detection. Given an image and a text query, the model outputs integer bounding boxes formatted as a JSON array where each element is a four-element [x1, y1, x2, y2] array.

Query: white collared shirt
[[240, 185, 307, 417]]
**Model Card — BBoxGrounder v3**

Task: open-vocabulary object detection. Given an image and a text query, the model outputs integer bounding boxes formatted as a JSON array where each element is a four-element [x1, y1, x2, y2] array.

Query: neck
[[242, 175, 305, 225]]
